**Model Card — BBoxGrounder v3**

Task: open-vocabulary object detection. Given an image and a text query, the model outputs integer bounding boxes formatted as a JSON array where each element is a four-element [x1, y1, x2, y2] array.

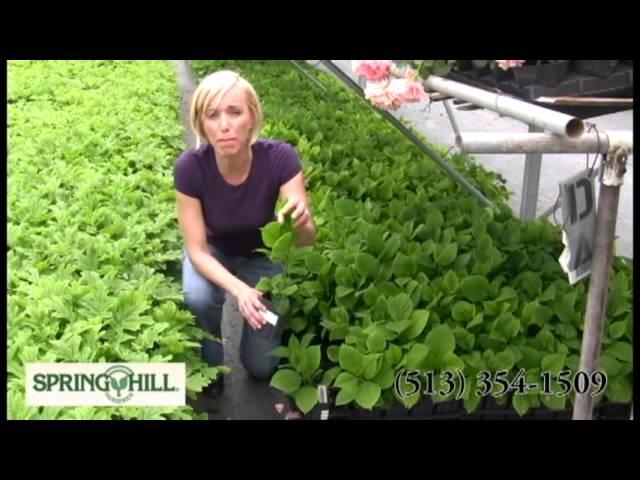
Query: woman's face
[[203, 83, 254, 156]]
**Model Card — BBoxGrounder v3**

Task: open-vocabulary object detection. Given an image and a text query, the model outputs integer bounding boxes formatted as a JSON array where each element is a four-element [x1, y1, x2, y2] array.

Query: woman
[[174, 70, 316, 397]]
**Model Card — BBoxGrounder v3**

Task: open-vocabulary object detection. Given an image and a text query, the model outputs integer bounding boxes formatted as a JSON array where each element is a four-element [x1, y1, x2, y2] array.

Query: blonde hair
[[190, 70, 263, 149]]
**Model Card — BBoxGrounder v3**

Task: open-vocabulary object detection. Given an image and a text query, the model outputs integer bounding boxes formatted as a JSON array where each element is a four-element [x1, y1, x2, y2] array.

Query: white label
[[262, 310, 279, 326]]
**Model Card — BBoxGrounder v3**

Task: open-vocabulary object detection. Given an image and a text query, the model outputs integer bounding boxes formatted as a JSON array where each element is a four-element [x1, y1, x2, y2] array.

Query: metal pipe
[[456, 131, 633, 154], [290, 61, 327, 91], [572, 145, 629, 420], [425, 75, 585, 138], [319, 61, 495, 209], [443, 100, 461, 137], [457, 132, 607, 154], [520, 125, 543, 221]]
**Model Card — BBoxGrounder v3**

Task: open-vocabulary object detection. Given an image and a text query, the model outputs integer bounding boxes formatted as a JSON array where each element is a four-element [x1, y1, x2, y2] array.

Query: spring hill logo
[[27, 363, 185, 407]]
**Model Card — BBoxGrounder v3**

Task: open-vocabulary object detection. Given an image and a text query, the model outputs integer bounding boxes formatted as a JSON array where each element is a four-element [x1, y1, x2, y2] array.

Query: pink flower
[[390, 78, 429, 103], [364, 81, 400, 109], [364, 78, 429, 110], [352, 60, 396, 81], [404, 66, 419, 81], [496, 60, 526, 70]]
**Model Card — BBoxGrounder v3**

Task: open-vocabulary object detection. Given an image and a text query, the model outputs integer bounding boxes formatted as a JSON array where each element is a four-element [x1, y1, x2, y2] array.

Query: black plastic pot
[[573, 60, 619, 78], [492, 66, 514, 83], [513, 64, 539, 88], [536, 60, 570, 86]]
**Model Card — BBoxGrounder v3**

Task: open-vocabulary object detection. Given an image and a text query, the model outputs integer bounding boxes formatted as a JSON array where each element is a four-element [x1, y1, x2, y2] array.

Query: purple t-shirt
[[174, 139, 302, 257]]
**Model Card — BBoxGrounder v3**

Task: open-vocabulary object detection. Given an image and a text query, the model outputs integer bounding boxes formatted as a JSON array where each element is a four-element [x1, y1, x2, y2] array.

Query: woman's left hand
[[277, 197, 310, 229]]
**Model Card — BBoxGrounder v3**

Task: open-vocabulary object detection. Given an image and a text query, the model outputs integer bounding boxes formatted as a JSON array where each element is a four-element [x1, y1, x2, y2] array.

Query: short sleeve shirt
[[174, 139, 302, 256]]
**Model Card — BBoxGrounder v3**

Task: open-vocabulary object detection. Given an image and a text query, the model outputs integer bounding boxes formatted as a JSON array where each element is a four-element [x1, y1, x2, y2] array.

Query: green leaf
[[605, 342, 632, 363], [321, 367, 341, 386], [366, 228, 385, 255], [334, 372, 359, 391], [535, 328, 556, 351], [463, 393, 483, 414], [271, 232, 294, 260], [335, 266, 354, 287], [404, 343, 430, 370], [452, 252, 471, 271], [400, 309, 430, 341], [382, 235, 402, 260], [366, 331, 386, 354], [267, 346, 289, 358], [261, 222, 282, 248], [304, 252, 326, 274], [335, 387, 356, 406], [518, 346, 543, 370], [354, 253, 379, 279], [493, 287, 516, 303], [255, 277, 271, 292], [541, 353, 565, 376], [495, 313, 521, 340], [295, 386, 318, 414], [554, 324, 578, 340], [302, 346, 321, 377], [539, 284, 557, 303], [425, 210, 444, 232], [336, 286, 355, 298], [327, 345, 340, 363], [372, 296, 388, 322], [443, 270, 459, 293], [518, 271, 542, 297], [355, 381, 381, 410], [442, 352, 465, 371], [598, 354, 622, 377], [283, 284, 298, 296], [467, 313, 484, 330], [453, 327, 475, 352], [608, 321, 627, 339], [459, 276, 490, 302], [489, 350, 516, 372], [451, 301, 475, 323], [607, 376, 632, 403], [436, 243, 458, 267], [363, 354, 382, 380], [384, 344, 403, 367], [387, 293, 414, 322], [392, 253, 415, 277], [553, 296, 576, 324], [269, 369, 301, 395], [334, 198, 358, 217], [362, 284, 380, 307], [540, 391, 567, 411], [339, 344, 364, 376], [303, 297, 318, 315], [425, 324, 455, 360], [512, 393, 530, 417]]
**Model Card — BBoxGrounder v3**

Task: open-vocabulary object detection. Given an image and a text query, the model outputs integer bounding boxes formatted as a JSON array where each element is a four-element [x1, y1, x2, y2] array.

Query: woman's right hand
[[235, 284, 268, 330]]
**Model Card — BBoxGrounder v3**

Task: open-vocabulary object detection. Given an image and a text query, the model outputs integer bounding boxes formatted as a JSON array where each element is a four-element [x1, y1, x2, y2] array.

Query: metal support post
[[572, 144, 630, 420]]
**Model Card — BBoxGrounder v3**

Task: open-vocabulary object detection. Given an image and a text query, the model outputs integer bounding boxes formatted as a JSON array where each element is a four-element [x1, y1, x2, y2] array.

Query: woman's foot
[[202, 376, 225, 398]]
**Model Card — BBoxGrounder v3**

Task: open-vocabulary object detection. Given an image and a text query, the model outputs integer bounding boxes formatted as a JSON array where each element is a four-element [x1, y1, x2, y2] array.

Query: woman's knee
[[184, 288, 224, 313], [240, 349, 279, 380]]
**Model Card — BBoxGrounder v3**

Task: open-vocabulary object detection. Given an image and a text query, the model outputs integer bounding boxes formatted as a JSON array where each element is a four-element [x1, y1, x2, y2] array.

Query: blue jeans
[[182, 245, 284, 380]]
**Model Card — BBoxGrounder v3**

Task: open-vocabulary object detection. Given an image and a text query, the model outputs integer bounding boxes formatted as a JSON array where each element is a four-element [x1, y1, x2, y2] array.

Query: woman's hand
[[277, 197, 310, 229], [235, 285, 267, 330]]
